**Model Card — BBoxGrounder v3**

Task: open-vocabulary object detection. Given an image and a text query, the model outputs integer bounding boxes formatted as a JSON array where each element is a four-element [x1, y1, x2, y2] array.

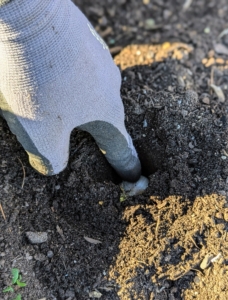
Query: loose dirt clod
[[26, 232, 48, 244], [89, 290, 102, 298]]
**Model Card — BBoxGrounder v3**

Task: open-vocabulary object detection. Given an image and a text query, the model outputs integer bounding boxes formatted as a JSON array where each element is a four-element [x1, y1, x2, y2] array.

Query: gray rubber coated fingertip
[[120, 176, 149, 196]]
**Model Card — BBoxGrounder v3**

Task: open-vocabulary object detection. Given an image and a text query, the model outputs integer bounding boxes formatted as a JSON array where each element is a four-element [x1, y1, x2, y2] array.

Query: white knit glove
[[0, 0, 141, 181]]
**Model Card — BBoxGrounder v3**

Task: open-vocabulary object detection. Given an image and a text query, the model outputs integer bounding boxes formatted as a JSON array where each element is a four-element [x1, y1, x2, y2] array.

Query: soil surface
[[1, 0, 228, 299]]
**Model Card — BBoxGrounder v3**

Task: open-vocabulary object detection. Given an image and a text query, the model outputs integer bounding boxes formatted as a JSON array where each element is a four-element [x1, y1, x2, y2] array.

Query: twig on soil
[[17, 157, 25, 189], [0, 202, 6, 221], [218, 28, 228, 39], [61, 256, 67, 270], [155, 214, 160, 240], [191, 268, 204, 275], [210, 65, 215, 86], [56, 225, 65, 241], [173, 265, 202, 280], [109, 46, 123, 55], [188, 234, 200, 249], [99, 26, 113, 38], [58, 245, 63, 254], [200, 222, 205, 235]]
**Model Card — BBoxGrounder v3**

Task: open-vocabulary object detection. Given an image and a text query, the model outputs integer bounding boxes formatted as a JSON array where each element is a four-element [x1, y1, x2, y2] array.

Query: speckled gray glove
[[0, 0, 141, 181]]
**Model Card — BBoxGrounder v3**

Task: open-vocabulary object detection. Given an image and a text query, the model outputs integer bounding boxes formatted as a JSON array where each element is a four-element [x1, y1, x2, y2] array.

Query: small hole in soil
[[136, 143, 165, 177]]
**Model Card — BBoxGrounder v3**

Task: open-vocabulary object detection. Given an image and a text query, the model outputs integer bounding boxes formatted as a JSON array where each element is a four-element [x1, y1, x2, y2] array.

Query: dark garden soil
[[1, 0, 228, 299]]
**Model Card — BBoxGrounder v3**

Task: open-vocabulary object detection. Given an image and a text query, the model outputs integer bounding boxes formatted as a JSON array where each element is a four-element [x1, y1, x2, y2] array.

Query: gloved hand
[[0, 0, 141, 182]]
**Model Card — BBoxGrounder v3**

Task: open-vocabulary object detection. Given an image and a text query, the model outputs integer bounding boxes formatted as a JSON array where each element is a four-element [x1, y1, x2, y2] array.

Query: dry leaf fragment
[[183, 0, 193, 11], [56, 225, 65, 241], [211, 252, 222, 263], [84, 236, 102, 244], [214, 43, 228, 55], [218, 28, 228, 39], [210, 84, 225, 102], [0, 202, 6, 221], [89, 290, 102, 298]]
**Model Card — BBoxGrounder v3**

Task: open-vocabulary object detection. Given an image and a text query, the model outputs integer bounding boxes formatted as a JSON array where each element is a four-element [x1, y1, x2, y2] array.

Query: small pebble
[[34, 253, 46, 261], [47, 250, 54, 258], [0, 259, 5, 266], [144, 269, 150, 275], [26, 231, 48, 244], [65, 289, 75, 298], [167, 85, 174, 92], [181, 109, 188, 117], [200, 254, 213, 269], [194, 276, 200, 284], [89, 290, 102, 298], [189, 142, 194, 149], [185, 90, 198, 107], [202, 97, 210, 105], [163, 9, 172, 19], [25, 252, 33, 260], [144, 18, 155, 30], [177, 76, 185, 87], [143, 119, 148, 128], [164, 255, 171, 262]]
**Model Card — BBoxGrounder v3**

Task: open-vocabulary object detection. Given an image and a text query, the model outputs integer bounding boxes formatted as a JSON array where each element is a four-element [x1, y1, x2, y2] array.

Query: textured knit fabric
[[0, 0, 141, 180]]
